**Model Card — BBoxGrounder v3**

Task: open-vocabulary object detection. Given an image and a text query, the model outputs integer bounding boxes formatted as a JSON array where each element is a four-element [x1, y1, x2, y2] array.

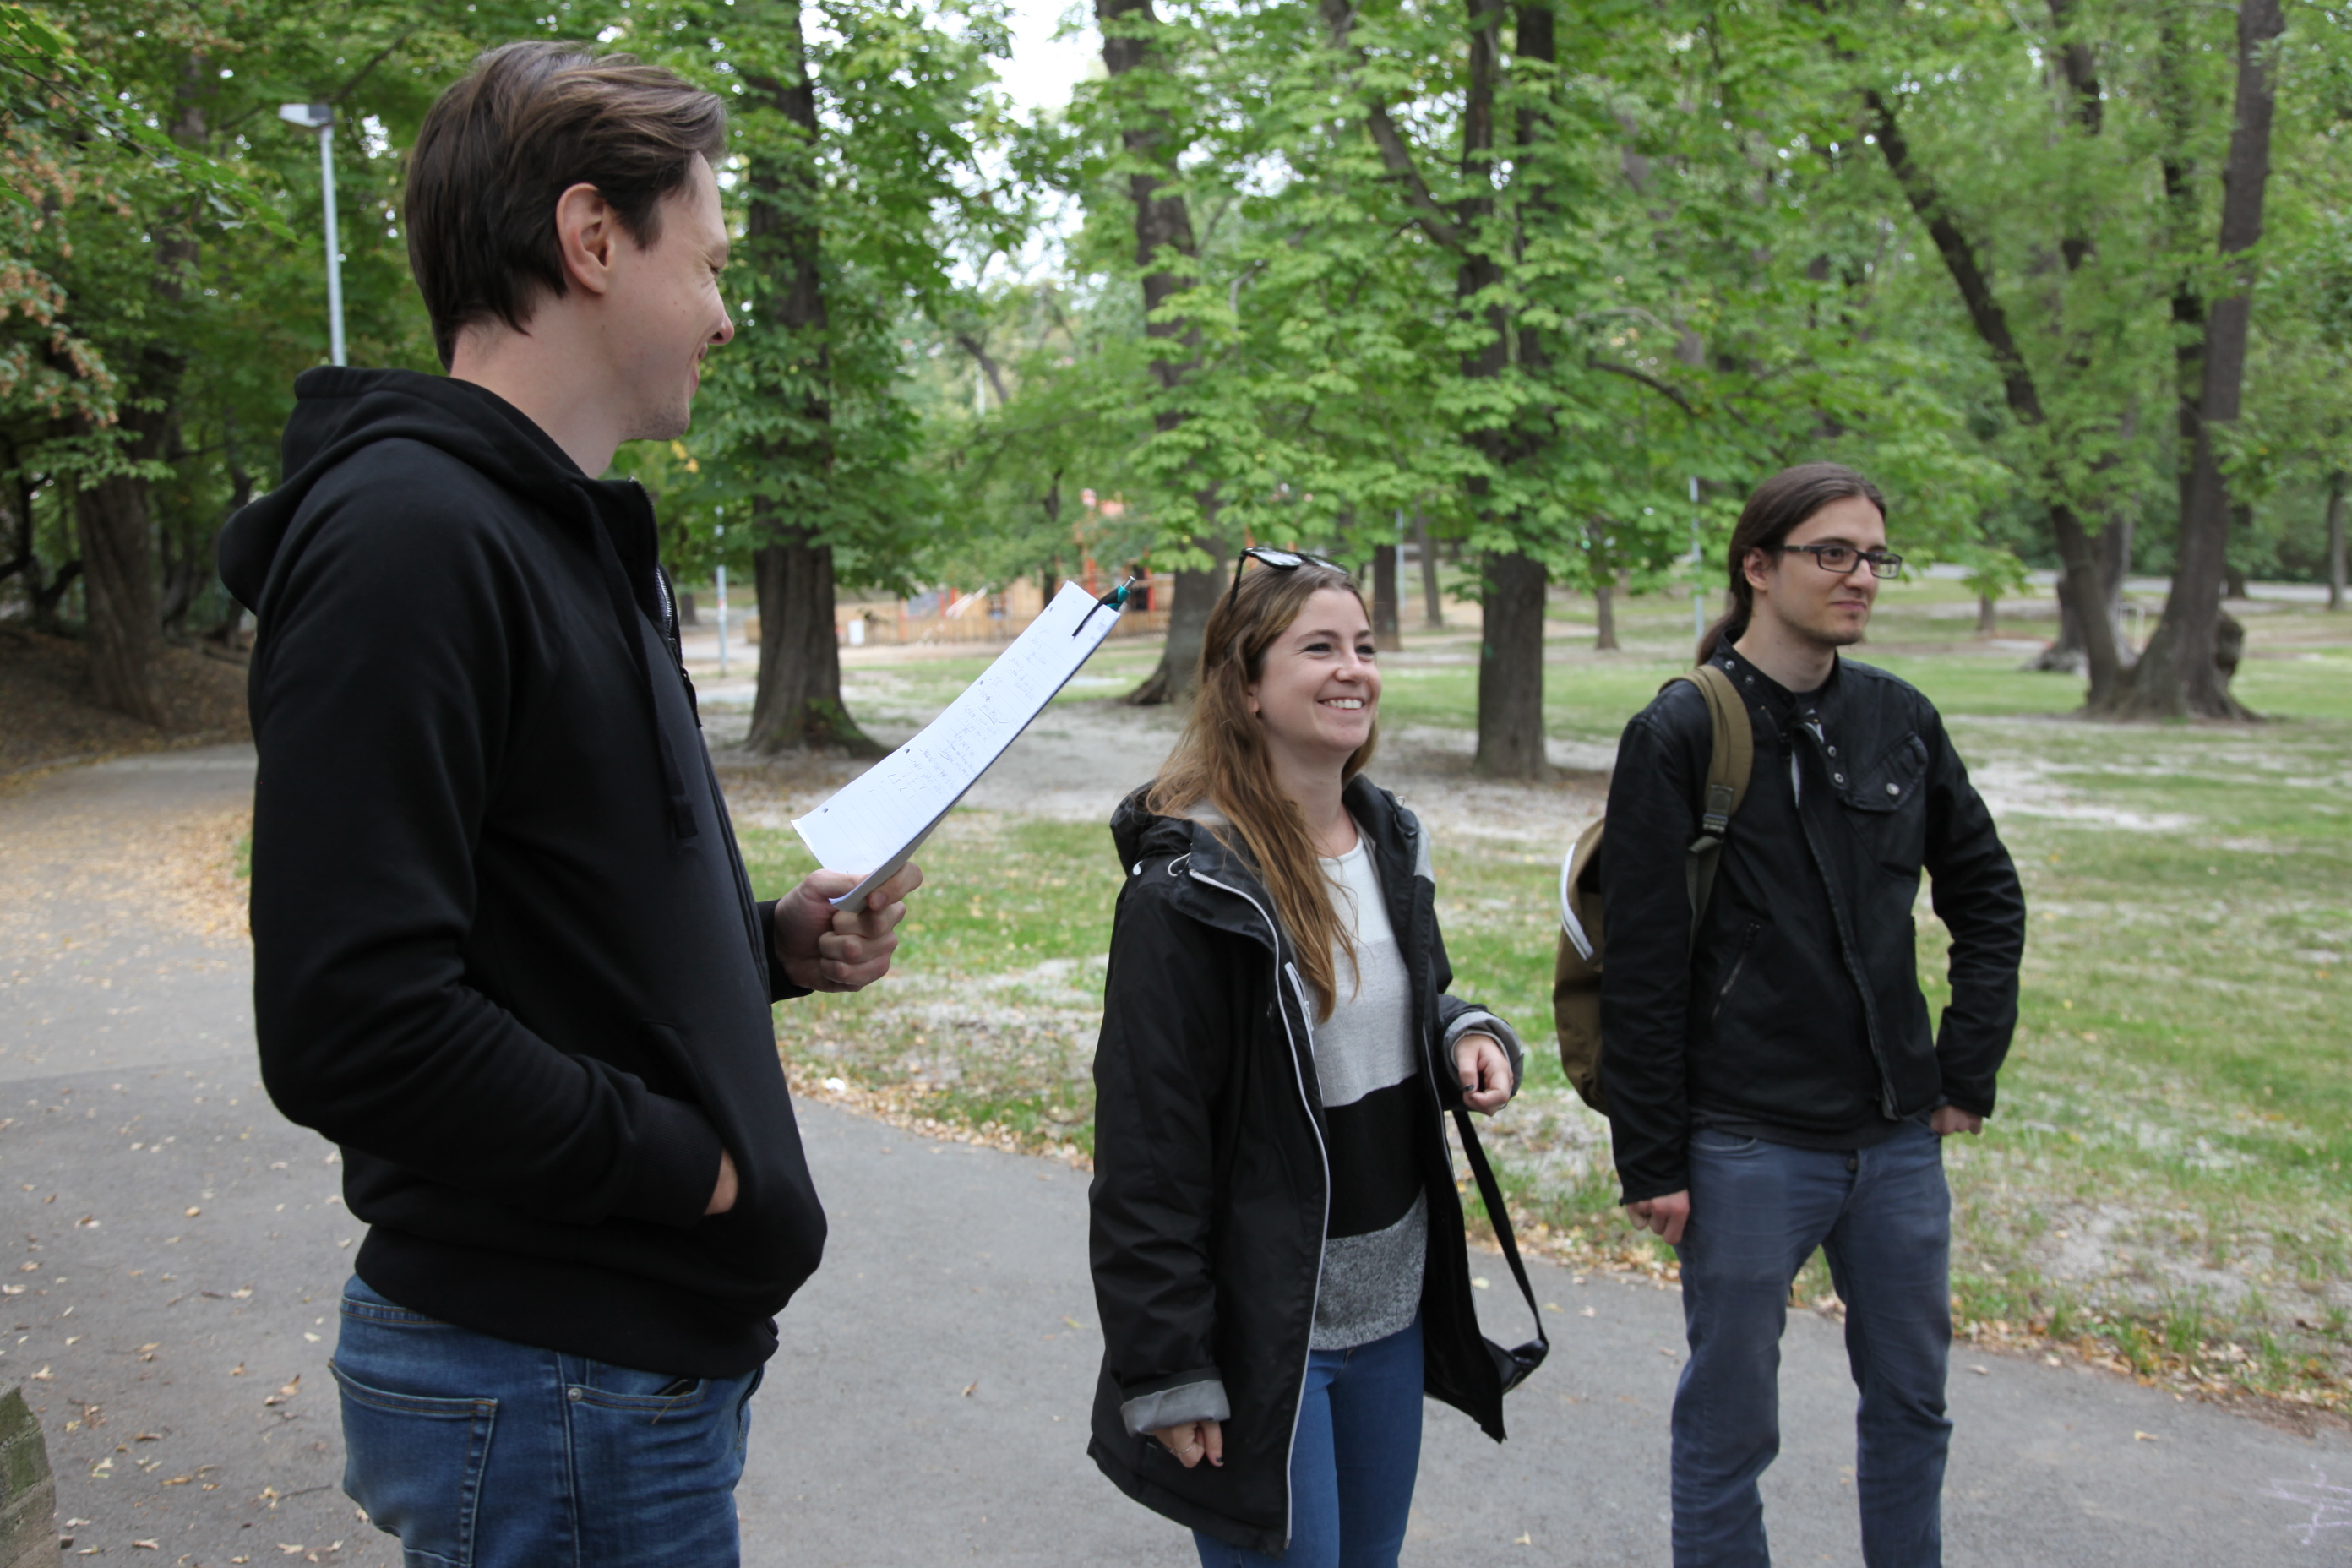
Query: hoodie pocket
[[637, 1021, 827, 1293], [638, 1021, 738, 1200]]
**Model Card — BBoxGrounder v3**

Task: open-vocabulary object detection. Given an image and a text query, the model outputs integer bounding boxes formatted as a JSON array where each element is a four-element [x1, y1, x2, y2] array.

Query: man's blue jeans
[[1672, 1119, 1952, 1568], [1193, 1317, 1424, 1568], [330, 1276, 761, 1568]]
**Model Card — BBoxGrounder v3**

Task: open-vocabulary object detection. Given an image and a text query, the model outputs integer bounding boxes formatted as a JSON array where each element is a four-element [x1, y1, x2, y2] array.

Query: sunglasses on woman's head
[[1226, 546, 1342, 608]]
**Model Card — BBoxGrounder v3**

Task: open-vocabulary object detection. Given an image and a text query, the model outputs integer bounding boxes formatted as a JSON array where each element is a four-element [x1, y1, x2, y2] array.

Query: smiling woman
[[1087, 556, 1534, 1566]]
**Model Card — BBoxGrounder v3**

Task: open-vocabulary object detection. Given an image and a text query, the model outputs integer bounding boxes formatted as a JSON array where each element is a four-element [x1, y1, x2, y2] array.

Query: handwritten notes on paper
[[793, 581, 1123, 911]]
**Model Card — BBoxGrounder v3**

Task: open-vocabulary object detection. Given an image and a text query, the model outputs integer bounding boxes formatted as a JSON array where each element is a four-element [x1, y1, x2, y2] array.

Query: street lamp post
[[714, 524, 730, 678], [278, 101, 346, 367]]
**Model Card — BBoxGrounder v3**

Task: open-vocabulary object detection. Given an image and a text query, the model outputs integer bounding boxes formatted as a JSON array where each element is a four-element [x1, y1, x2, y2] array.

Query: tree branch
[[1864, 88, 2044, 426], [952, 332, 1011, 406], [1586, 357, 1697, 417], [1315, 0, 1466, 253]]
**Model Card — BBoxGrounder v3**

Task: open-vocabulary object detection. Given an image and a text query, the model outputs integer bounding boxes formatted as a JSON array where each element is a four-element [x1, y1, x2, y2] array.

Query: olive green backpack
[[1553, 663, 1753, 1115]]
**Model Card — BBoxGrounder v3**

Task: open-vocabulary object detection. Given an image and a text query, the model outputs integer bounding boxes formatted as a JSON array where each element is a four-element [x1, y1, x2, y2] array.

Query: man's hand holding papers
[[774, 862, 926, 993]]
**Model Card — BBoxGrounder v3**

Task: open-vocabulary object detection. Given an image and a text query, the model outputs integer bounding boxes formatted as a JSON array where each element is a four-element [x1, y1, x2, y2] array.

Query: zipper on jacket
[[1710, 923, 1762, 1026], [1790, 728, 1904, 1119], [1186, 865, 1327, 1549]]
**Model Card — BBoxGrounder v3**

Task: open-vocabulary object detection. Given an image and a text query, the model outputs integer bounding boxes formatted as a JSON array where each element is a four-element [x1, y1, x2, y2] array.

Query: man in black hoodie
[[217, 43, 917, 1566]]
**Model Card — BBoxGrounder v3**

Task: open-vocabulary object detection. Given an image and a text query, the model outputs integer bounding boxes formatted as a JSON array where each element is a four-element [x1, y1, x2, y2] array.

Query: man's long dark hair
[[1696, 463, 1888, 665]]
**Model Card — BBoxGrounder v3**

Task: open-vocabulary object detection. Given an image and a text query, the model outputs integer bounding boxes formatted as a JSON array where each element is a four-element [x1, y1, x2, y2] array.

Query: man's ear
[[1740, 546, 1776, 594], [553, 182, 621, 299]]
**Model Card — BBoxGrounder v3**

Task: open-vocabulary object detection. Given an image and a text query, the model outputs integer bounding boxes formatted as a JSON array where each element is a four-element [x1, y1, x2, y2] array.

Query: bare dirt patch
[[0, 629, 251, 780]]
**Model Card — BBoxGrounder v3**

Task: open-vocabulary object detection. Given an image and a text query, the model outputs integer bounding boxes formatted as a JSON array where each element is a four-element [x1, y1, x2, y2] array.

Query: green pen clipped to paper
[[1072, 575, 1138, 638]]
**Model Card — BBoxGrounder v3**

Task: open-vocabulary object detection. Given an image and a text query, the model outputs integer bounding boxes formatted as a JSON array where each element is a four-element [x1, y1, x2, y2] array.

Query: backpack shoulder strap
[[1663, 665, 1755, 946], [1683, 662, 1753, 828]]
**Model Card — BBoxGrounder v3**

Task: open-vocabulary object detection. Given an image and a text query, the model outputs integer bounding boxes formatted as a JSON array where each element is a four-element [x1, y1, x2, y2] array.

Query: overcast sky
[[999, 0, 1097, 116]]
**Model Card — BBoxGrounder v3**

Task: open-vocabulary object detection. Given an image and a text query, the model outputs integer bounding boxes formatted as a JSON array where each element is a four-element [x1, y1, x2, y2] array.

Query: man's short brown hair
[[406, 42, 727, 368]]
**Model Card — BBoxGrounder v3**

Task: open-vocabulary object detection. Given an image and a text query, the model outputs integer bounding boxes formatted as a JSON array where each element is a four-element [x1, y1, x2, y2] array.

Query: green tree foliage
[[7, 0, 2347, 747], [628, 0, 1015, 751], [993, 0, 2009, 768], [1, 0, 629, 712]]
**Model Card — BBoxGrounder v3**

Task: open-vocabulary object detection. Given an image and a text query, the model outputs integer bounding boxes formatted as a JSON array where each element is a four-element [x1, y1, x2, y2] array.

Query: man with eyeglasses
[[1598, 463, 2025, 1566]]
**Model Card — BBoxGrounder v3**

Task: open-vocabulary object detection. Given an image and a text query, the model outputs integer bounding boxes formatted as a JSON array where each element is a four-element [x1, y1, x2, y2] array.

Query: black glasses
[[1778, 542, 1904, 580], [1226, 546, 1341, 607]]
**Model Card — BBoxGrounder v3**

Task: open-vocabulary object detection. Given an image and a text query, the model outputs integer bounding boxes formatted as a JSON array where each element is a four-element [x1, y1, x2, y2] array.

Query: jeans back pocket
[[331, 1362, 496, 1568]]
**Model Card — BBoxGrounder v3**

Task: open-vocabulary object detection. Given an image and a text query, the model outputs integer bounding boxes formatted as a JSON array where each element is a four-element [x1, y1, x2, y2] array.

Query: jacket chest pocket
[[1838, 732, 1929, 875]]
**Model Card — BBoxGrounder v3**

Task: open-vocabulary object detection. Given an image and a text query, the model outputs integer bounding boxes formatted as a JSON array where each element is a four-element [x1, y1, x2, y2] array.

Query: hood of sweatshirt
[[220, 367, 700, 838]]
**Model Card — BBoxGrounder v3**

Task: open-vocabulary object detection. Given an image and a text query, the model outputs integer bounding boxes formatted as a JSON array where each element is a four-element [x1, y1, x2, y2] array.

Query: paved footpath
[[1, 747, 2345, 1565]]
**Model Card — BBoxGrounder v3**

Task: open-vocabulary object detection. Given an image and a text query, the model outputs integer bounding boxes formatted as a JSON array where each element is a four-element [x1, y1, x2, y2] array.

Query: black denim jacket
[[1598, 649, 2027, 1204]]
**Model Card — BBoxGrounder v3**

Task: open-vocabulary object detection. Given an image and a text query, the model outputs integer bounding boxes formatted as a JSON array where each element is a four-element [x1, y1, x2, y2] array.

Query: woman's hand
[[1454, 1032, 1514, 1114], [1150, 1418, 1223, 1468]]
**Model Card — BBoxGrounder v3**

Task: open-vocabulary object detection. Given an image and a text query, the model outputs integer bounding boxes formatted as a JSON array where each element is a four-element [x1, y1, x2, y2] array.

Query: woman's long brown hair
[[1145, 560, 1375, 1021]]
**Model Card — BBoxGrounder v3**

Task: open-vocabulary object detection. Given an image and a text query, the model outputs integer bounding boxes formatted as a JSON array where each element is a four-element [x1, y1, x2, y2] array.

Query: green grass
[[743, 813, 1122, 1157], [749, 587, 2352, 1407]]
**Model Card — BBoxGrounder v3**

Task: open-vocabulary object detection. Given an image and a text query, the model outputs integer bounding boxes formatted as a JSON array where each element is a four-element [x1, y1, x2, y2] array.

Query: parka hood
[[1108, 777, 1414, 877], [1109, 786, 1200, 870]]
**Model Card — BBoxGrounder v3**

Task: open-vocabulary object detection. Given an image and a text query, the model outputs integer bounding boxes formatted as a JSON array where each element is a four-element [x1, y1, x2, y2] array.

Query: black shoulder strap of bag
[[1451, 1107, 1549, 1393]]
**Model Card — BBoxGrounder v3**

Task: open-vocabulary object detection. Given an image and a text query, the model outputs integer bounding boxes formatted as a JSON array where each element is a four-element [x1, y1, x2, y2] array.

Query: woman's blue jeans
[[1193, 1317, 1424, 1568], [329, 1275, 761, 1568], [1671, 1119, 1952, 1568]]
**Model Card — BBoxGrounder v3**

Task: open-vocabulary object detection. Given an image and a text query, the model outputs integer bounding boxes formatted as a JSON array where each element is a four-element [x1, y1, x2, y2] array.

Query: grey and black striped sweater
[[1309, 834, 1490, 1350]]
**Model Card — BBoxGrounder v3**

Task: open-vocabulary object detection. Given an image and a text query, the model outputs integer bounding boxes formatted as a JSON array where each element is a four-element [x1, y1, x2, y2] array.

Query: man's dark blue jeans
[[1672, 1118, 1952, 1568], [330, 1276, 761, 1567]]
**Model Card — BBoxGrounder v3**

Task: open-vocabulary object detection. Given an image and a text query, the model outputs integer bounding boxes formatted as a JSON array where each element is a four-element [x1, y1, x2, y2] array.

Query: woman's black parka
[[1087, 777, 1527, 1554]]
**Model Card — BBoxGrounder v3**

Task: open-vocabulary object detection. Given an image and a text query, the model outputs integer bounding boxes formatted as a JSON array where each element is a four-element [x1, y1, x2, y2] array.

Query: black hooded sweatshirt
[[219, 367, 823, 1378]]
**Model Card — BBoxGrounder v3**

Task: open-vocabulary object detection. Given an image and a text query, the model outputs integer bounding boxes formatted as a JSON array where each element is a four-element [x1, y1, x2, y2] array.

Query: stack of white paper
[[793, 580, 1124, 911]]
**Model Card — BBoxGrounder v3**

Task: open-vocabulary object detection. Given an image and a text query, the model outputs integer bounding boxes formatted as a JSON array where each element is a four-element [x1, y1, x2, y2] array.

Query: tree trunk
[[31, 561, 80, 634], [740, 6, 874, 755], [71, 57, 208, 716], [1475, 550, 1548, 777], [2032, 517, 2131, 671], [2158, 5, 2205, 554], [1412, 510, 1444, 628], [1457, 0, 1556, 779], [1976, 590, 1997, 638], [73, 466, 168, 724], [2223, 506, 2249, 600], [2120, 0, 2283, 720], [1100, 0, 1217, 707], [1370, 543, 1402, 651], [1588, 520, 1618, 651], [1124, 559, 1221, 705], [2105, 515, 2135, 651], [747, 530, 868, 751], [2328, 469, 2346, 612], [213, 421, 254, 646]]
